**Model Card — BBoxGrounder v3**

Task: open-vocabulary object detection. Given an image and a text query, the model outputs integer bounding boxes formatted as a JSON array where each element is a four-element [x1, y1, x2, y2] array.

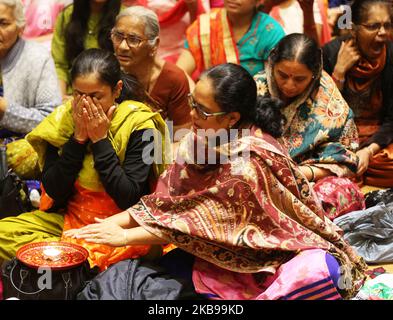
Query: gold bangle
[[332, 73, 345, 84]]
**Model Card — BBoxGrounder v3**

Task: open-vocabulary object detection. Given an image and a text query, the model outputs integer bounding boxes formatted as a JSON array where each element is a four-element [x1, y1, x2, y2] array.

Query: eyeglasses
[[110, 30, 148, 48], [360, 22, 392, 33], [188, 94, 227, 120]]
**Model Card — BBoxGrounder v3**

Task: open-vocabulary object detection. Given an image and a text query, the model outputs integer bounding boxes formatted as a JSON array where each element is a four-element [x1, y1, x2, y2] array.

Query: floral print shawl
[[254, 68, 359, 177], [128, 127, 366, 297]]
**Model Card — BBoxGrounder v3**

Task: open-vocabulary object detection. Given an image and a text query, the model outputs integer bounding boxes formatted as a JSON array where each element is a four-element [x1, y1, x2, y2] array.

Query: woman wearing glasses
[[255, 34, 364, 220], [111, 6, 192, 140], [51, 0, 122, 100], [323, 0, 393, 188], [68, 63, 366, 300]]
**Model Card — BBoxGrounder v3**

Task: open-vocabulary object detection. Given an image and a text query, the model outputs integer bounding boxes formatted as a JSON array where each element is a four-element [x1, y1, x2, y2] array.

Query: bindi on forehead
[[277, 68, 308, 78]]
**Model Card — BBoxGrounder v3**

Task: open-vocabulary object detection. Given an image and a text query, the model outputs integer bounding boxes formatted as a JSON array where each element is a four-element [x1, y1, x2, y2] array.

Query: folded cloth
[[353, 274, 393, 300], [334, 203, 393, 263], [313, 176, 365, 220]]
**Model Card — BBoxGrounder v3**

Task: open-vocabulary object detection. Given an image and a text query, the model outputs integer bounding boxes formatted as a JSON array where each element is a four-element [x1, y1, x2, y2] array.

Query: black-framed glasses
[[360, 22, 392, 32], [110, 30, 148, 48], [188, 93, 227, 120]]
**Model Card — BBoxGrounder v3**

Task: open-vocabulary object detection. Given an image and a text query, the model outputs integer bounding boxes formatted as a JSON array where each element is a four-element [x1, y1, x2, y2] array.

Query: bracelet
[[73, 136, 87, 145], [332, 74, 345, 84], [307, 165, 315, 182], [366, 145, 374, 158], [123, 229, 128, 246]]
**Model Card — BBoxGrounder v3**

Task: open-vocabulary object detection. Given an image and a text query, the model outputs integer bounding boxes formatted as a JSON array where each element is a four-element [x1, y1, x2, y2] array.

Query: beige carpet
[[361, 185, 384, 194], [368, 263, 393, 273]]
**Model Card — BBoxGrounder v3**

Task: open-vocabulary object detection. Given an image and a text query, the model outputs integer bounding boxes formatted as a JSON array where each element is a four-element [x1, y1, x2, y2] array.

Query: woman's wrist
[[365, 145, 375, 159], [303, 22, 317, 30], [331, 74, 345, 87], [91, 135, 108, 144], [332, 67, 346, 79], [301, 165, 315, 182], [123, 229, 128, 246], [306, 165, 315, 182], [333, 66, 346, 79], [73, 135, 88, 144]]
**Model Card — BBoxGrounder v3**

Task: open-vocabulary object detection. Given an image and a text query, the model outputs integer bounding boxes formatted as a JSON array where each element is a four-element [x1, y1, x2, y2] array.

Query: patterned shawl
[[129, 126, 366, 296], [254, 66, 359, 177]]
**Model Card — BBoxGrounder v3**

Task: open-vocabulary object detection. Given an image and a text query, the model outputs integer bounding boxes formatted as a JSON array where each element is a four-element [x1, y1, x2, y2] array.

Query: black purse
[[0, 171, 32, 218], [1, 258, 99, 300]]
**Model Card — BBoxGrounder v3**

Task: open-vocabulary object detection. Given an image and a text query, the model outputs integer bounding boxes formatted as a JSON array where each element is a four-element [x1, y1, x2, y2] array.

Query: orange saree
[[186, 8, 240, 76], [40, 183, 150, 271]]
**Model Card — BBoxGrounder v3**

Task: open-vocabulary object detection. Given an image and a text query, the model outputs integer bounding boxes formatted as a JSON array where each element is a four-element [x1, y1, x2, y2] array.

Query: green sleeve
[[260, 16, 286, 61], [51, 7, 71, 86]]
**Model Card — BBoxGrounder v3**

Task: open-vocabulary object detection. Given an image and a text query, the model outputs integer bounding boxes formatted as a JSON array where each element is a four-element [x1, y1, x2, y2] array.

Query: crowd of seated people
[[0, 0, 393, 300]]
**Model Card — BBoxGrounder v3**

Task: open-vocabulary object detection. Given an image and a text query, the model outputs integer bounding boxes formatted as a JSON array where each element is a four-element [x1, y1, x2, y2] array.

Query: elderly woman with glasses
[[0, 0, 61, 134], [323, 0, 393, 188], [111, 6, 192, 141], [0, 0, 61, 179]]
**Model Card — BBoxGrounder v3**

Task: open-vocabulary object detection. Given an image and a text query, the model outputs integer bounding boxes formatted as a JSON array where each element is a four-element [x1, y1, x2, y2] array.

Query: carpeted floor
[[360, 185, 384, 195]]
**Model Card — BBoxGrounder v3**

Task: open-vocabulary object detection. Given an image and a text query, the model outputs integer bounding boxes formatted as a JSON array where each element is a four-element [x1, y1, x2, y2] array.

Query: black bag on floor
[[0, 171, 32, 218], [1, 258, 98, 300], [365, 188, 393, 208]]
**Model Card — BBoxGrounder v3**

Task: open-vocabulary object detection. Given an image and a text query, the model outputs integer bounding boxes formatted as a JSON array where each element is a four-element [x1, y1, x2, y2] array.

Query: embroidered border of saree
[[187, 8, 240, 73]]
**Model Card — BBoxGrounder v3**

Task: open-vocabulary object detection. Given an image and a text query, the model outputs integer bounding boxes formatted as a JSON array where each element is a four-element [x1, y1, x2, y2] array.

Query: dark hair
[[70, 48, 149, 104], [201, 63, 285, 138], [270, 33, 322, 78], [351, 0, 392, 25], [64, 0, 121, 68]]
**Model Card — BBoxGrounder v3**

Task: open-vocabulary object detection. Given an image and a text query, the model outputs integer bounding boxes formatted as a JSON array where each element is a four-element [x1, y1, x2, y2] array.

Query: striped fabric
[[192, 249, 347, 300], [282, 277, 342, 300]]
